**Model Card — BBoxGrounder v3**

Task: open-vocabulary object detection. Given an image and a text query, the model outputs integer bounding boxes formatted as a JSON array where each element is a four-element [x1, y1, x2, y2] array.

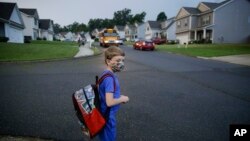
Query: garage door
[[176, 33, 189, 44], [8, 26, 24, 43]]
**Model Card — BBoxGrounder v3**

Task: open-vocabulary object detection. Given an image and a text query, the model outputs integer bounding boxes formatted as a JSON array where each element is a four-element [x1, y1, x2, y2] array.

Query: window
[[177, 21, 181, 28], [202, 16, 210, 25], [184, 19, 188, 27], [34, 19, 38, 25], [147, 27, 149, 31]]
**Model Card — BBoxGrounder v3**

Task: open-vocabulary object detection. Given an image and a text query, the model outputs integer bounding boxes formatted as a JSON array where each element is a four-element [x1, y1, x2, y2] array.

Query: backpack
[[72, 73, 115, 139]]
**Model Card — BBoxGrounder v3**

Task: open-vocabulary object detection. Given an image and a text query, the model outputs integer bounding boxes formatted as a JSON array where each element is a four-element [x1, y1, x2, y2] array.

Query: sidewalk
[[74, 42, 94, 58], [209, 54, 250, 66]]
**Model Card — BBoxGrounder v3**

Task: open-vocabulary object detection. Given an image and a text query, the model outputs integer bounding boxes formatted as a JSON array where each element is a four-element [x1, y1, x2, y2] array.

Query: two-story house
[[124, 24, 137, 41], [0, 2, 25, 43], [145, 21, 161, 40], [114, 25, 125, 39], [176, 0, 250, 44], [39, 19, 54, 41], [160, 17, 176, 41], [19, 8, 39, 40]]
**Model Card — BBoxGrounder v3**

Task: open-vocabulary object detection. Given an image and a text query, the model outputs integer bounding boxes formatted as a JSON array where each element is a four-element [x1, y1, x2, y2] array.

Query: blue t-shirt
[[99, 70, 121, 114]]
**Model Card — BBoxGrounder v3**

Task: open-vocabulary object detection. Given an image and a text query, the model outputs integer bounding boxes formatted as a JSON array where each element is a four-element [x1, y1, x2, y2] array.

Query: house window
[[202, 16, 210, 25], [177, 21, 181, 28], [147, 27, 149, 31], [184, 19, 188, 27], [34, 19, 38, 25]]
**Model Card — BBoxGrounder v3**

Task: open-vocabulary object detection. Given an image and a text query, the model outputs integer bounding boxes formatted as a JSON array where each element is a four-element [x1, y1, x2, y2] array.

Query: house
[[175, 0, 250, 44], [137, 22, 146, 40], [19, 8, 39, 40], [124, 24, 137, 41], [0, 2, 25, 43], [145, 21, 161, 40], [114, 25, 125, 39], [39, 19, 54, 41], [161, 17, 176, 41]]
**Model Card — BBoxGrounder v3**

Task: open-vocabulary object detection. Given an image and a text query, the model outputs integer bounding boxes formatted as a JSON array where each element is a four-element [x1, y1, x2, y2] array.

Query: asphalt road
[[0, 45, 250, 141]]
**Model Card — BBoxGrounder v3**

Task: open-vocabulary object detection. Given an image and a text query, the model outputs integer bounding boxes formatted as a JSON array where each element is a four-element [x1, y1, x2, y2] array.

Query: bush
[[37, 37, 42, 40], [43, 37, 47, 40], [94, 38, 99, 42], [0, 37, 9, 42], [24, 36, 32, 43]]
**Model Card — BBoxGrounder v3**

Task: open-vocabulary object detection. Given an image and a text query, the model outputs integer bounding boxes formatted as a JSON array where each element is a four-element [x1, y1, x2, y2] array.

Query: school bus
[[99, 29, 119, 47]]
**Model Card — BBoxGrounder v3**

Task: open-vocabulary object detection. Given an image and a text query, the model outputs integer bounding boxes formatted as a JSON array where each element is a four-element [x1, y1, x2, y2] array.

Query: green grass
[[0, 41, 79, 62], [156, 44, 250, 57]]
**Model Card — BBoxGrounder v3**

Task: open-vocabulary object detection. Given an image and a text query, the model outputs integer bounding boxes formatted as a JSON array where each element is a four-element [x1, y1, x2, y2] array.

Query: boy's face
[[107, 56, 125, 72]]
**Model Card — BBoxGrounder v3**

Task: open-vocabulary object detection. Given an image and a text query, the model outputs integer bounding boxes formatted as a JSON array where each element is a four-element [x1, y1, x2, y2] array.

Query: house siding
[[167, 22, 176, 41], [213, 0, 250, 43], [176, 17, 190, 33], [21, 12, 33, 39], [137, 23, 146, 39]]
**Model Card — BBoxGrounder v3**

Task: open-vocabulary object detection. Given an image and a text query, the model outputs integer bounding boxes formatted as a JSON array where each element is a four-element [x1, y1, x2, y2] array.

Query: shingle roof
[[19, 8, 37, 16], [183, 7, 201, 15], [148, 21, 161, 29], [0, 2, 16, 20], [39, 19, 52, 30], [115, 25, 125, 31], [202, 0, 230, 10]]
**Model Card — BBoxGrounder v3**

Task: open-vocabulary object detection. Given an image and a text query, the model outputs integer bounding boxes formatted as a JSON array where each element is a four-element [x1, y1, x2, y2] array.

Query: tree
[[130, 12, 146, 24], [156, 12, 167, 22], [113, 8, 133, 26], [53, 23, 61, 34]]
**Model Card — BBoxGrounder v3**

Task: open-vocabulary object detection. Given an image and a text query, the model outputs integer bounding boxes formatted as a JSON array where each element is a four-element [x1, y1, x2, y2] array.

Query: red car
[[133, 40, 155, 51], [151, 37, 166, 45]]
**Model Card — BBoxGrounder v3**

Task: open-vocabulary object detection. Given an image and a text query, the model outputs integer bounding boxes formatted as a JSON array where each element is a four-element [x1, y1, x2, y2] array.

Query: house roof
[[183, 7, 201, 15], [19, 8, 37, 16], [0, 2, 16, 20], [115, 25, 125, 31], [39, 19, 53, 30], [148, 21, 161, 29], [202, 0, 230, 10]]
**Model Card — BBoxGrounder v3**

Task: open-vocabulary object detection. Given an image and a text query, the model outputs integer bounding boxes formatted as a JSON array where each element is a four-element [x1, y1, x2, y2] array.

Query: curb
[[0, 47, 103, 64]]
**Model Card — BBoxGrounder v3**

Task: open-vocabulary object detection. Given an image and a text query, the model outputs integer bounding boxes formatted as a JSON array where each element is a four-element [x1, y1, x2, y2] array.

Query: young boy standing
[[98, 46, 129, 141]]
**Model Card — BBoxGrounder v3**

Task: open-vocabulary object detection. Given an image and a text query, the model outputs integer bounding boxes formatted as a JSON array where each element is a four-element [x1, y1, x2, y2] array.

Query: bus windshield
[[103, 33, 118, 37]]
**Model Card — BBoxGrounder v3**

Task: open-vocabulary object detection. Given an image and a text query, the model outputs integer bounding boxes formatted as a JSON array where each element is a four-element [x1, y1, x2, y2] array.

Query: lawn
[[0, 41, 79, 62], [156, 44, 250, 57]]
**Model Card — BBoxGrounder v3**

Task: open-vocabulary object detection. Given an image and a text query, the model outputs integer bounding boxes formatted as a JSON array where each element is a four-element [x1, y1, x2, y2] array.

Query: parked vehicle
[[115, 39, 124, 45], [151, 37, 166, 45], [99, 29, 119, 47], [133, 40, 155, 51]]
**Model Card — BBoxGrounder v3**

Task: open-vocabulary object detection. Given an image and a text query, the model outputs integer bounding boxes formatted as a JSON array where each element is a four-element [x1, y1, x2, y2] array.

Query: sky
[[1, 0, 224, 26]]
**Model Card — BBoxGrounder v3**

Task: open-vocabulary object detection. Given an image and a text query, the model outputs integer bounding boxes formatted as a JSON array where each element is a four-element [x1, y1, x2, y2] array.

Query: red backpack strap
[[97, 73, 116, 92]]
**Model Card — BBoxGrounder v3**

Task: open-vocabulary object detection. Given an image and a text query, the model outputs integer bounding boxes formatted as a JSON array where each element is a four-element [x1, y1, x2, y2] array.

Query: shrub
[[37, 37, 42, 40], [43, 37, 47, 40], [0, 37, 9, 42], [24, 36, 32, 43]]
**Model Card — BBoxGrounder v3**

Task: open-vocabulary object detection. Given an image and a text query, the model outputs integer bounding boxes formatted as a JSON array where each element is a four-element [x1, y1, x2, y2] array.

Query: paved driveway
[[0, 45, 250, 141]]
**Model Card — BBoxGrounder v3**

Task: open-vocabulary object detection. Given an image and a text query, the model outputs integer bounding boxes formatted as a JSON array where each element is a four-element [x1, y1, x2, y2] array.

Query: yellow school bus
[[99, 29, 119, 47]]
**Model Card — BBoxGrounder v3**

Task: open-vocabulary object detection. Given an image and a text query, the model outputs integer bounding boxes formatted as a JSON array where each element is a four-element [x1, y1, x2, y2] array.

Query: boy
[[98, 46, 129, 141]]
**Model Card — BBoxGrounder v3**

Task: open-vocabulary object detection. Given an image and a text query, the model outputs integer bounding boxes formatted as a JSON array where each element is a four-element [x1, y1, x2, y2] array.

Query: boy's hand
[[120, 95, 129, 103]]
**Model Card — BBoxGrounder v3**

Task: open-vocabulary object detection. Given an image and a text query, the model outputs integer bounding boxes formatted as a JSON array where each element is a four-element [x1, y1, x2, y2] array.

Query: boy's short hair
[[105, 46, 125, 64]]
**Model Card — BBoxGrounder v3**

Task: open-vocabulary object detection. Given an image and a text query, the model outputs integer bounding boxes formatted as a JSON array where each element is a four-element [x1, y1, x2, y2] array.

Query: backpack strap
[[97, 73, 116, 92], [96, 72, 116, 121]]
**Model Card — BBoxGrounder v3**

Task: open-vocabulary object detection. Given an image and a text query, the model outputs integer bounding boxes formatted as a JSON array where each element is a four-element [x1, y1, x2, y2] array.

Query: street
[[0, 45, 250, 141]]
